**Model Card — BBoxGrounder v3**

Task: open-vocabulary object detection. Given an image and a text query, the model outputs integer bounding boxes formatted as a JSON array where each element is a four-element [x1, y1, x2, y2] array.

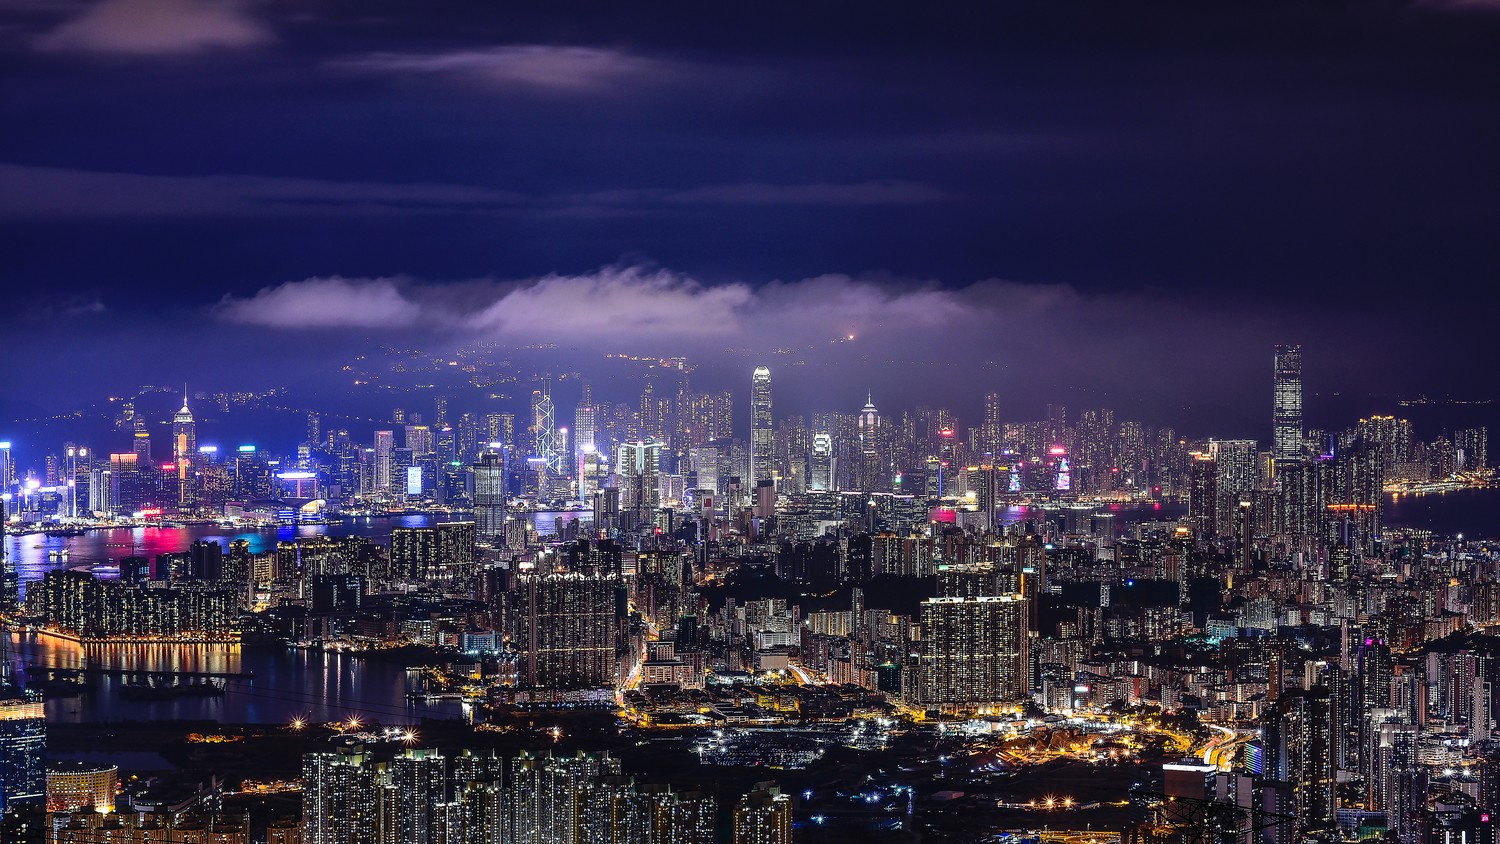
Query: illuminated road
[[1200, 724, 1254, 770]]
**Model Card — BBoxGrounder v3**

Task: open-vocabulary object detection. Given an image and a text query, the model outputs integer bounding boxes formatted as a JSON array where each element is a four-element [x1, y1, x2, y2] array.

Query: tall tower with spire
[[173, 386, 197, 510], [858, 393, 883, 491]]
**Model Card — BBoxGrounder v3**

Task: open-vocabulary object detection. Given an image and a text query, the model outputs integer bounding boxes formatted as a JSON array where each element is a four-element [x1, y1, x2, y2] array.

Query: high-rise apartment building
[[913, 592, 1027, 709], [733, 782, 792, 844], [515, 572, 622, 691]]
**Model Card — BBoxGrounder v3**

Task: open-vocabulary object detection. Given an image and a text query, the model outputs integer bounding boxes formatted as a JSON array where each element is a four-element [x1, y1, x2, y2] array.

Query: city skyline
[[2, 2, 1499, 419], [4, 2, 1500, 842]]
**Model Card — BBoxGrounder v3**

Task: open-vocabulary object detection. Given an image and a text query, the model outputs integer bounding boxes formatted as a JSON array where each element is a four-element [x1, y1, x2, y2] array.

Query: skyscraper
[[574, 384, 597, 468], [1273, 344, 1303, 463], [913, 591, 1028, 709], [516, 572, 622, 692], [809, 432, 833, 491], [733, 782, 792, 844], [0, 692, 45, 812], [533, 376, 562, 475], [302, 741, 384, 844], [857, 394, 882, 491], [172, 388, 196, 509], [750, 366, 773, 492], [1266, 686, 1336, 838], [374, 430, 395, 492], [615, 441, 663, 525], [389, 749, 450, 844], [473, 450, 507, 545]]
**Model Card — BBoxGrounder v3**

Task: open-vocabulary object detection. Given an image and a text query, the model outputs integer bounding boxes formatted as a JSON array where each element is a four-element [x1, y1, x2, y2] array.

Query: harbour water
[[10, 633, 465, 726]]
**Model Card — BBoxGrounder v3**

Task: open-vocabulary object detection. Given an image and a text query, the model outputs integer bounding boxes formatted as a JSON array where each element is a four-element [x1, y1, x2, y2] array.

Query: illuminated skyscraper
[[389, 749, 449, 844], [473, 450, 507, 545], [857, 394, 882, 491], [1273, 344, 1303, 463], [1188, 454, 1217, 537], [302, 741, 384, 844], [574, 384, 597, 467], [1210, 440, 1257, 535], [374, 430, 395, 492], [914, 592, 1027, 709], [751, 366, 773, 492], [0, 692, 45, 812], [533, 376, 562, 475], [516, 572, 622, 691], [507, 750, 620, 844], [809, 432, 833, 491], [1266, 686, 1336, 838], [615, 441, 663, 525]]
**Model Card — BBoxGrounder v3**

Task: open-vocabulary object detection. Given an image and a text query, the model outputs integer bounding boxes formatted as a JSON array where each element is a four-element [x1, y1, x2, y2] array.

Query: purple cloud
[[216, 276, 420, 328], [329, 46, 665, 92], [36, 0, 273, 54]]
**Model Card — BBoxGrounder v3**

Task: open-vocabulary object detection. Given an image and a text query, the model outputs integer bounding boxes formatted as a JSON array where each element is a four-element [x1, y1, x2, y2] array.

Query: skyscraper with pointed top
[[173, 386, 196, 509]]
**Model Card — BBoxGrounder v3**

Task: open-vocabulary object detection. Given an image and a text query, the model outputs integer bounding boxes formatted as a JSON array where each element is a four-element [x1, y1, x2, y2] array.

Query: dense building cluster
[[1, 343, 1498, 842], [301, 744, 787, 844]]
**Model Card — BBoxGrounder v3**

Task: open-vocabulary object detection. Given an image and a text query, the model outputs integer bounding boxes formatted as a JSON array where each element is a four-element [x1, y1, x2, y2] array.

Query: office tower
[[374, 431, 395, 492], [751, 366, 773, 491], [307, 412, 321, 448], [108, 452, 145, 517], [1273, 344, 1303, 463], [389, 749, 449, 844], [508, 751, 620, 844], [858, 394, 882, 491], [1266, 686, 1336, 838], [405, 425, 434, 456], [981, 391, 1003, 454], [533, 376, 562, 475], [0, 441, 10, 492], [574, 384, 597, 465], [809, 432, 833, 491], [302, 742, 384, 844], [0, 693, 45, 812], [1188, 454, 1217, 537], [474, 451, 507, 545], [132, 417, 152, 466], [615, 441, 663, 525], [434, 394, 448, 427], [733, 783, 792, 844], [913, 592, 1028, 708], [172, 389, 196, 509], [516, 572, 621, 691]]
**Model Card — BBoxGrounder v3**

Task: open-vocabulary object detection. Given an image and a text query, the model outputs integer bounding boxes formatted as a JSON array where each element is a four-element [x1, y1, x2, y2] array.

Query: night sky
[[2, 1, 1497, 433]]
